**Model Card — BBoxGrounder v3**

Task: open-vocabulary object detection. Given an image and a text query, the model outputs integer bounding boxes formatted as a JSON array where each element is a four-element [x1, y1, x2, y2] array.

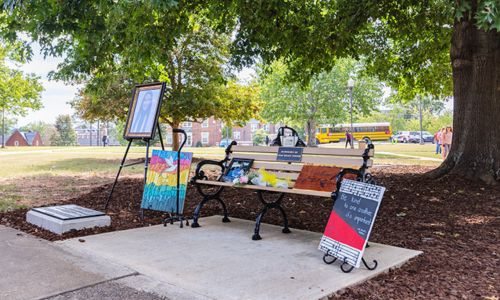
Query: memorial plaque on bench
[[276, 147, 303, 162], [318, 179, 385, 267]]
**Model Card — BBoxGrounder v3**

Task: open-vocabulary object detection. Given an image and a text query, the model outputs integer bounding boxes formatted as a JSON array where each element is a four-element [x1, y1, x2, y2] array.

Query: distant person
[[265, 135, 270, 146], [102, 135, 108, 147], [131, 91, 155, 133], [442, 127, 453, 159], [345, 129, 353, 148], [434, 130, 441, 154]]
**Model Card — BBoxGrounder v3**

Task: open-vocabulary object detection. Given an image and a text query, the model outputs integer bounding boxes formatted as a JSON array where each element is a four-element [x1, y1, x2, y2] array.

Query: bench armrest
[[331, 168, 372, 202]]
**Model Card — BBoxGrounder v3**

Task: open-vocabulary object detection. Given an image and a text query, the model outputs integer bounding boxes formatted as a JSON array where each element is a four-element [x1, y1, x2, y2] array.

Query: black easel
[[162, 128, 190, 228], [104, 123, 165, 211]]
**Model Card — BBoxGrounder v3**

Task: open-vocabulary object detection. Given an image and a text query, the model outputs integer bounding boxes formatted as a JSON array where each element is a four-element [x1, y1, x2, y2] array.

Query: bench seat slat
[[232, 145, 374, 157], [195, 180, 332, 198]]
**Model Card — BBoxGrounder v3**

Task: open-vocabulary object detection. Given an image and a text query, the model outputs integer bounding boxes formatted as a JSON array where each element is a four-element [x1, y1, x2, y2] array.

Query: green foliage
[[252, 128, 267, 146], [0, 44, 43, 146], [199, 0, 496, 101], [52, 115, 77, 146], [0, 46, 43, 116], [221, 125, 232, 140], [260, 59, 383, 145], [19, 121, 57, 146], [2, 3, 261, 136]]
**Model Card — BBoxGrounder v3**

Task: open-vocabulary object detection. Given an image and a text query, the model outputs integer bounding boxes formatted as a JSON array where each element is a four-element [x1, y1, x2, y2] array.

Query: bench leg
[[252, 206, 268, 240], [253, 192, 290, 240], [191, 195, 230, 228]]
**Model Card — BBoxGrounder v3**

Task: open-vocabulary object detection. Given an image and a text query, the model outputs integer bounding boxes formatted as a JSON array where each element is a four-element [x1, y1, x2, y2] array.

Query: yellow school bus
[[315, 122, 392, 144]]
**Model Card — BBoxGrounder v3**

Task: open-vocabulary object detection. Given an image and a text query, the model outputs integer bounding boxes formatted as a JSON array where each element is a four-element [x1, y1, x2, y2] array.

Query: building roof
[[22, 131, 37, 145]]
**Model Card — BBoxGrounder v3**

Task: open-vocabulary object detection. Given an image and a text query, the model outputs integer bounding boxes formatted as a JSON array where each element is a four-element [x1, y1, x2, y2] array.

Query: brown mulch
[[1, 166, 499, 299]]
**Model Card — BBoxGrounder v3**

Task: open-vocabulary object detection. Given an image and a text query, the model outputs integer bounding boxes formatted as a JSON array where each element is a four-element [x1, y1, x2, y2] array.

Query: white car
[[391, 131, 420, 143]]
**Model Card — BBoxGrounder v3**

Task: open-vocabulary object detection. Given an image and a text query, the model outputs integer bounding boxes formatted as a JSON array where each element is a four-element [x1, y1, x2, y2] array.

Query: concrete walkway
[[0, 225, 139, 300], [58, 216, 422, 300]]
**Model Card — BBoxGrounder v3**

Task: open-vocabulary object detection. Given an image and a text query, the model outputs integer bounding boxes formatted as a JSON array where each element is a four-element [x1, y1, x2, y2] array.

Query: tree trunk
[[1, 107, 5, 148], [428, 17, 500, 184], [171, 121, 180, 151], [306, 118, 317, 147]]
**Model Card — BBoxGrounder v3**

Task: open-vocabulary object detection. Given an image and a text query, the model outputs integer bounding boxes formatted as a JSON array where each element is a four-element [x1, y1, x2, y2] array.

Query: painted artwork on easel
[[141, 150, 193, 213]]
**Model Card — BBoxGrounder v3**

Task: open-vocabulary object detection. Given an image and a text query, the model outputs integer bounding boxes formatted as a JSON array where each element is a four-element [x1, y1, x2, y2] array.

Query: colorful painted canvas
[[141, 150, 193, 214]]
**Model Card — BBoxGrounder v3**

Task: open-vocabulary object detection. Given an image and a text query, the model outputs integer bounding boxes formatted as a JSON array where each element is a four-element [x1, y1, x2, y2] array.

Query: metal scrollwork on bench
[[252, 191, 291, 240], [190, 142, 236, 228]]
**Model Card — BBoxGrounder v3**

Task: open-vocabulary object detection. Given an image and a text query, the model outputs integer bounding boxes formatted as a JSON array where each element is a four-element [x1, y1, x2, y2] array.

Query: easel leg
[[144, 140, 151, 184], [105, 140, 132, 211]]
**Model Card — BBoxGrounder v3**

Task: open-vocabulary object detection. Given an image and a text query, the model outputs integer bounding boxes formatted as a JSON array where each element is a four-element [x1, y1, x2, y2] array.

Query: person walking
[[442, 126, 453, 159], [434, 130, 441, 154], [102, 135, 108, 147], [345, 129, 353, 148]]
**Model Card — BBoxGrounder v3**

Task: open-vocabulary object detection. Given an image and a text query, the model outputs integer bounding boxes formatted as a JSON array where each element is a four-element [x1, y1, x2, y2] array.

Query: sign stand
[[322, 245, 378, 273], [318, 179, 385, 273], [104, 122, 165, 211], [162, 128, 191, 228]]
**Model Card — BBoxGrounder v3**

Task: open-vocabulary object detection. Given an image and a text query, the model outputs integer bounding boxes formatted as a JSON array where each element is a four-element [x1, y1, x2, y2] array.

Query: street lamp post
[[347, 78, 355, 149]]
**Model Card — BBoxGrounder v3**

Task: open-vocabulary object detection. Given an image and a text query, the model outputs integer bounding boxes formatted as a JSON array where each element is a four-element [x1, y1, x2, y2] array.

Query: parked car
[[219, 138, 232, 148], [391, 131, 434, 143], [391, 131, 419, 143], [408, 131, 434, 143]]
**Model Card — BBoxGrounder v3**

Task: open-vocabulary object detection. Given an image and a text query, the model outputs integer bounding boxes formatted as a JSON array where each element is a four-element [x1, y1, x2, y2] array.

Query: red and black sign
[[318, 179, 385, 267]]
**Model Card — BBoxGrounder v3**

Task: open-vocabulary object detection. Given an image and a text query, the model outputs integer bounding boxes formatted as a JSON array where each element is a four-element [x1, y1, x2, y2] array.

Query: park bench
[[190, 140, 375, 240]]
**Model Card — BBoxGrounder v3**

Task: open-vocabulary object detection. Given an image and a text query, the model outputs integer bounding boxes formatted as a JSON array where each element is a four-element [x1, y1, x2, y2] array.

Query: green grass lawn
[[0, 143, 440, 211]]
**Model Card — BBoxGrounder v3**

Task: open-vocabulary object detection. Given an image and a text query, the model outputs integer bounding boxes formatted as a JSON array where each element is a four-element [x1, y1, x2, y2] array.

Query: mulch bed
[[1, 166, 499, 299]]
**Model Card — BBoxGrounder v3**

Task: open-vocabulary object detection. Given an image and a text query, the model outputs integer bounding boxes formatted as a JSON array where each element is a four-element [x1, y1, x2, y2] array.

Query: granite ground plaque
[[27, 204, 110, 234]]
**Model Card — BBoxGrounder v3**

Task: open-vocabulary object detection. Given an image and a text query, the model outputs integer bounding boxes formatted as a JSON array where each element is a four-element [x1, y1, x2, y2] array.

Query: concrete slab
[[0, 225, 135, 300], [58, 216, 422, 300], [27, 205, 111, 235]]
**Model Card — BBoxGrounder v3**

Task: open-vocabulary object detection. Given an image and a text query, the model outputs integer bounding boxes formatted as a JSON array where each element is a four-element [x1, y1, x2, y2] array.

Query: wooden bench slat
[[262, 171, 300, 180], [251, 161, 304, 172], [232, 145, 374, 157], [231, 153, 372, 168], [195, 180, 332, 198]]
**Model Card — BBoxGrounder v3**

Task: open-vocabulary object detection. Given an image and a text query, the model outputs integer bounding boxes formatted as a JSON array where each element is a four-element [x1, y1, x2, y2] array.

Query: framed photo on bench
[[223, 158, 254, 182], [124, 82, 166, 140]]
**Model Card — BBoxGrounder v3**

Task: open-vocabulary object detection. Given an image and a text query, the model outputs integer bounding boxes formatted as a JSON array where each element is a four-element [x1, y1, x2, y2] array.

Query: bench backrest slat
[[232, 145, 374, 157], [231, 153, 372, 169]]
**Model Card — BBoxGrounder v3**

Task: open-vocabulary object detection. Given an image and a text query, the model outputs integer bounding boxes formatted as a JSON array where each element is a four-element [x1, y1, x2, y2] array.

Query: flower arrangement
[[246, 168, 291, 189]]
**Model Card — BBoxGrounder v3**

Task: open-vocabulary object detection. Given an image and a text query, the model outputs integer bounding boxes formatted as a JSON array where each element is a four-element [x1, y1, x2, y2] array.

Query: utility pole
[[347, 78, 355, 149], [1, 108, 5, 149], [97, 120, 100, 146], [419, 95, 424, 145], [89, 122, 92, 146]]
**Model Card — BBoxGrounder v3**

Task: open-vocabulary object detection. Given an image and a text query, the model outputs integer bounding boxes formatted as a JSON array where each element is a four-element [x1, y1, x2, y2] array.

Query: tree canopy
[[260, 59, 383, 145], [0, 44, 43, 147]]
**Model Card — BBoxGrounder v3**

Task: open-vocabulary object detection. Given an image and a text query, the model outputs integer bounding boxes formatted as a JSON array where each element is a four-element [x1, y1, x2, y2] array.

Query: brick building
[[164, 117, 282, 147], [4, 130, 43, 146]]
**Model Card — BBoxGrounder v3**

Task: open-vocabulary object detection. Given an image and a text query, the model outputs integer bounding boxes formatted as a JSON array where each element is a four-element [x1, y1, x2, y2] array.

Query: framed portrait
[[124, 82, 166, 140], [222, 158, 254, 182]]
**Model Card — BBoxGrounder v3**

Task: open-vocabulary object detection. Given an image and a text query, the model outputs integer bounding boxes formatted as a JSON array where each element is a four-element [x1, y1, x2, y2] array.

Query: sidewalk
[[0, 225, 158, 300]]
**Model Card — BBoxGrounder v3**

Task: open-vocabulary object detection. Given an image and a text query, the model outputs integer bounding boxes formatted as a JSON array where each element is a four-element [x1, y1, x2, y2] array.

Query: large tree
[[199, 0, 499, 184], [260, 59, 383, 146], [0, 44, 43, 148], [51, 114, 77, 146]]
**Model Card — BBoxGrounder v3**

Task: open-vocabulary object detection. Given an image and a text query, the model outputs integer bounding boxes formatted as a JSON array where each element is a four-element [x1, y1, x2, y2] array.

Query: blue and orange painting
[[141, 150, 193, 213]]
